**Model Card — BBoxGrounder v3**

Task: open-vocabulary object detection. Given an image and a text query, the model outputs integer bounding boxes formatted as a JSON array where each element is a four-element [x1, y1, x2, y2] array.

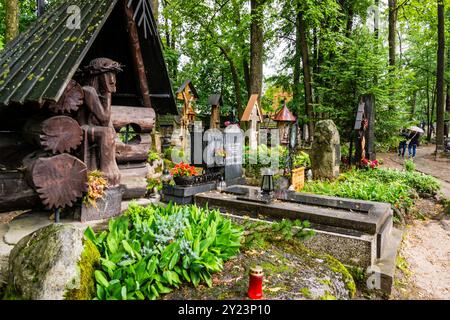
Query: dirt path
[[379, 146, 450, 300]]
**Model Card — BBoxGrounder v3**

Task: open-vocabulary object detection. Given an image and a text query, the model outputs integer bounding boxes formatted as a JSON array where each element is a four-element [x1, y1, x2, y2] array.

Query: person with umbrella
[[398, 129, 409, 158], [407, 126, 424, 158]]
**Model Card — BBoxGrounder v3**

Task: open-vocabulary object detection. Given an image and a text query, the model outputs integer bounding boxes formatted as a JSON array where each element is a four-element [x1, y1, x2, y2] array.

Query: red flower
[[171, 162, 198, 177]]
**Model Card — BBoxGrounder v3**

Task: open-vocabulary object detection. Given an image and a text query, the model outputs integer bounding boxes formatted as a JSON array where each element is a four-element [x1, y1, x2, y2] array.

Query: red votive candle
[[248, 266, 264, 300]]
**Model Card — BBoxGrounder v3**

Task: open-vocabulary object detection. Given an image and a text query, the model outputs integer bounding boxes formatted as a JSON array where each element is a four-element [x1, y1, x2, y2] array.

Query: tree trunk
[[5, 0, 19, 43], [232, 0, 251, 97], [250, 0, 264, 99], [22, 116, 83, 154], [447, 42, 450, 113], [446, 82, 450, 113], [298, 11, 314, 141], [293, 12, 302, 116], [388, 0, 397, 68], [346, 8, 354, 37], [220, 47, 243, 119], [374, 0, 380, 40], [411, 91, 417, 116], [24, 153, 88, 209], [436, 0, 446, 149], [37, 0, 46, 16]]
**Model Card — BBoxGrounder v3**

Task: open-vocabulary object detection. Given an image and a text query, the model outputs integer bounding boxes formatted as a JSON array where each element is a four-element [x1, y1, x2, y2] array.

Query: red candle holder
[[248, 266, 264, 300]]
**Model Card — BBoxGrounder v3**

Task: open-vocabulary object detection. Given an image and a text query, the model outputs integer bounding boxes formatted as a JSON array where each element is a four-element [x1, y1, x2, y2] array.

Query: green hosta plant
[[84, 203, 243, 300]]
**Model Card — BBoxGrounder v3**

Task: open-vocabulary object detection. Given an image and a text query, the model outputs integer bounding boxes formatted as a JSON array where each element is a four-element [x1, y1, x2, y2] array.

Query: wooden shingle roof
[[0, 0, 177, 114]]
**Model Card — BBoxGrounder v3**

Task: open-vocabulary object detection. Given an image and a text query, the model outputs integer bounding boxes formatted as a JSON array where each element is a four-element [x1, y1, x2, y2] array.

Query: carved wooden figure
[[77, 58, 122, 187]]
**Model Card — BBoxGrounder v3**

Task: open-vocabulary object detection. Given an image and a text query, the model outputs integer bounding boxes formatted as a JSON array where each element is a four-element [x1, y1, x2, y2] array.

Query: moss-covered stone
[[4, 224, 86, 300], [163, 236, 356, 300], [64, 240, 100, 300], [299, 287, 312, 299]]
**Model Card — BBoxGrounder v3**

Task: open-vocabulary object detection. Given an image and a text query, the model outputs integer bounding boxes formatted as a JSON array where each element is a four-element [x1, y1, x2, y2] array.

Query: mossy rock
[[3, 224, 99, 300], [64, 239, 100, 300]]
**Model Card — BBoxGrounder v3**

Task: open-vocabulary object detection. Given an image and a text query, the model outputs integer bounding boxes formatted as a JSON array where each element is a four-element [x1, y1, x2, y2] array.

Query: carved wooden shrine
[[241, 94, 263, 153], [353, 94, 376, 165], [273, 101, 296, 145], [208, 94, 223, 130], [0, 0, 177, 218], [176, 80, 199, 149]]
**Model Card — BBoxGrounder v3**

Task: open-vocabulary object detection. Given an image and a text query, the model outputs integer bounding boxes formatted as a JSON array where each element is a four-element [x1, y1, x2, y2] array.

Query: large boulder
[[311, 120, 341, 180], [4, 224, 99, 300]]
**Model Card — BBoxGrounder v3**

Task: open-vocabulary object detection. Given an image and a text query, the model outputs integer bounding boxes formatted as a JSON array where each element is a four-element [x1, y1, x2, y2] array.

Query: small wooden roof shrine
[[176, 80, 198, 117], [208, 94, 223, 106], [273, 102, 296, 122], [176, 80, 199, 101], [0, 0, 177, 115], [241, 94, 263, 122]]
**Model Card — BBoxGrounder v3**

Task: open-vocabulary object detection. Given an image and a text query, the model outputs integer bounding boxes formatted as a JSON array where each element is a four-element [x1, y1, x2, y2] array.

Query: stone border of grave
[[195, 186, 403, 295]]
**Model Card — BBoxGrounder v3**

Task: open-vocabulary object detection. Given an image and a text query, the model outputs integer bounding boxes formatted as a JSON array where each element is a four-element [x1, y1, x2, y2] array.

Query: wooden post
[[124, 1, 152, 108]]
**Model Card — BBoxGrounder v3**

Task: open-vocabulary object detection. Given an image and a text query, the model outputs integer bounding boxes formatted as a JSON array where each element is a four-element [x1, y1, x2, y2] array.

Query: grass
[[303, 168, 441, 210]]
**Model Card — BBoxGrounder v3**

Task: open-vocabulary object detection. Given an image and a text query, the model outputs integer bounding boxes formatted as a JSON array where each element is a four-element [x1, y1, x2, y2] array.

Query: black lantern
[[261, 168, 274, 195]]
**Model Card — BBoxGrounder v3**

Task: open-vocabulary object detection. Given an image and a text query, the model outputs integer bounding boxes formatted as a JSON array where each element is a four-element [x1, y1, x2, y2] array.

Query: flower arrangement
[[83, 170, 108, 208], [170, 162, 197, 177], [215, 148, 227, 158], [361, 158, 379, 169]]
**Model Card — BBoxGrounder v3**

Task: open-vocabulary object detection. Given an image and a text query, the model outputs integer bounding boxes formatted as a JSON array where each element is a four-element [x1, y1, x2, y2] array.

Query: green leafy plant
[[243, 145, 289, 178], [404, 159, 416, 172], [148, 151, 161, 164], [118, 126, 138, 143], [293, 151, 311, 168], [84, 203, 243, 300], [304, 168, 440, 210], [146, 177, 162, 192]]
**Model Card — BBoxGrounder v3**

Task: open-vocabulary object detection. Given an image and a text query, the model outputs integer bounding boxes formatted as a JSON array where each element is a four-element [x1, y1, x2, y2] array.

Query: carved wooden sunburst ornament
[[127, 0, 155, 39]]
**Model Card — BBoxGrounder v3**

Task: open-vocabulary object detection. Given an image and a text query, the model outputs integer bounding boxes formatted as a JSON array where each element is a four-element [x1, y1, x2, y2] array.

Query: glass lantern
[[261, 168, 274, 195], [217, 176, 227, 192]]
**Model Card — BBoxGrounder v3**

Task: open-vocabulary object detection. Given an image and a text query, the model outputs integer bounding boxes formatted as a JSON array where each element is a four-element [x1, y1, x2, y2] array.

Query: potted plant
[[171, 162, 198, 186]]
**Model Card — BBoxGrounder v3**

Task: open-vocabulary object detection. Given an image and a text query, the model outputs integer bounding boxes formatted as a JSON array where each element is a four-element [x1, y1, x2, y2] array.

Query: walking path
[[379, 146, 450, 300]]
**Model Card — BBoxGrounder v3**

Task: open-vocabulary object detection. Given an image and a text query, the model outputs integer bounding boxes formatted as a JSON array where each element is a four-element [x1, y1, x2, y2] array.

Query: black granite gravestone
[[224, 125, 244, 184]]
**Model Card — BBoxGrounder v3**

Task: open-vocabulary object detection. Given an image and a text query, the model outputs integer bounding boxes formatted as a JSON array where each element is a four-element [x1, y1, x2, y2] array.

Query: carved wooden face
[[99, 72, 117, 93]]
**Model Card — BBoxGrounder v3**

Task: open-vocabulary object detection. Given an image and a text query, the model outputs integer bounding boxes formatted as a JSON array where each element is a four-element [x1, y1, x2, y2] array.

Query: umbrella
[[409, 126, 424, 133]]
